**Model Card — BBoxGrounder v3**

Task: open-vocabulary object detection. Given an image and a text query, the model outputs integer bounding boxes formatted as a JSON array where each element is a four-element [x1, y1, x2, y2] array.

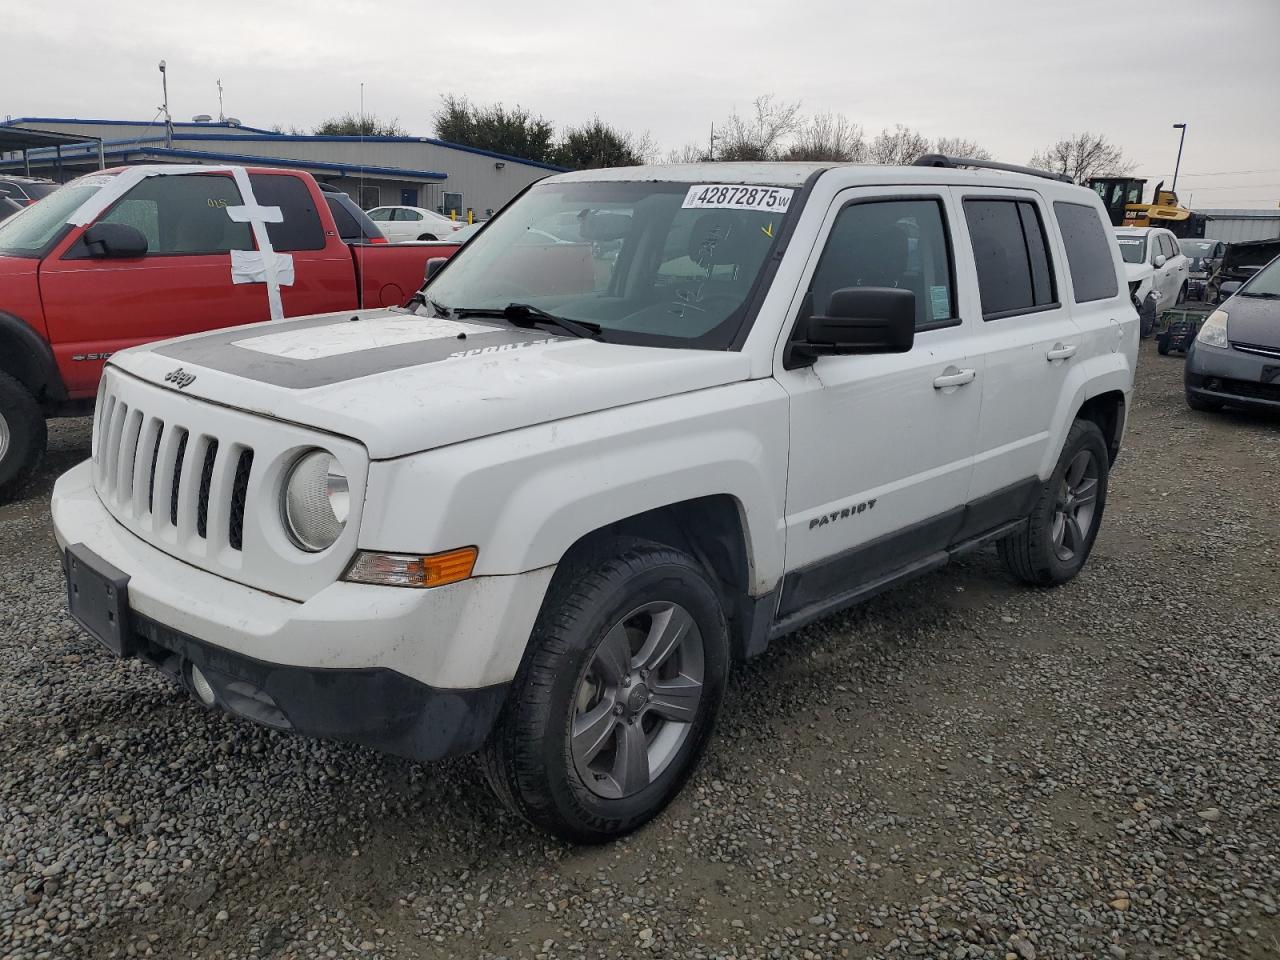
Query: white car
[[1114, 226, 1190, 337], [366, 205, 464, 242], [53, 158, 1137, 842]]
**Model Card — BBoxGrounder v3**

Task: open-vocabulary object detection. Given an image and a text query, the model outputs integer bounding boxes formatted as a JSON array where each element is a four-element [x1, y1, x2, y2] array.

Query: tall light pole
[[158, 60, 173, 149], [1171, 122, 1187, 193]]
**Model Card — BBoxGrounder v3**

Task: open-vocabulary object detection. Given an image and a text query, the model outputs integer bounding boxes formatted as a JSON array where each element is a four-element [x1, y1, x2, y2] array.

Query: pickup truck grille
[[94, 402, 252, 553], [90, 367, 368, 603]]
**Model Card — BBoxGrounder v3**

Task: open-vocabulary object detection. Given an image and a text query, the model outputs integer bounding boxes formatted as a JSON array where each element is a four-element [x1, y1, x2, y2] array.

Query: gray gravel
[[1, 342, 1278, 960]]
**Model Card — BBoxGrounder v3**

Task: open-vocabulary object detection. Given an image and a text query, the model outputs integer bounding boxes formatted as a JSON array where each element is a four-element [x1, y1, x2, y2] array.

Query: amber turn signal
[[343, 547, 478, 588]]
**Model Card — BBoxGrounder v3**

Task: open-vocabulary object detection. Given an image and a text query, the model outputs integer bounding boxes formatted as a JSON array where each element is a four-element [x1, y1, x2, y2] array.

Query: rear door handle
[[933, 367, 976, 389], [1046, 343, 1078, 361]]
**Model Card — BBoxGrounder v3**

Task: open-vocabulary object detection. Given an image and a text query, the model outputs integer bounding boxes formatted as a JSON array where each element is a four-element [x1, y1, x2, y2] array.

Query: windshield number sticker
[[683, 185, 794, 213]]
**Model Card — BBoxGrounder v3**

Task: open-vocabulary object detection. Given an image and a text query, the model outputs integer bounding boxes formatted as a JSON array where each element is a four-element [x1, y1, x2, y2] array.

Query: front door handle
[[933, 366, 977, 389], [1046, 343, 1078, 361]]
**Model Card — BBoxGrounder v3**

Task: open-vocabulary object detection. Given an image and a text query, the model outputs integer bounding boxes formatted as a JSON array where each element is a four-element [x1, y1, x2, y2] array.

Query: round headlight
[[282, 450, 349, 552]]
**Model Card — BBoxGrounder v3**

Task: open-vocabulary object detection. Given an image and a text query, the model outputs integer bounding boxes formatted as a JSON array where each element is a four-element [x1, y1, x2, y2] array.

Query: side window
[[808, 198, 957, 331], [963, 198, 1057, 320], [100, 174, 252, 255], [367, 208, 391, 222], [325, 197, 362, 242], [1164, 235, 1179, 259], [403, 210, 423, 222], [247, 174, 326, 252], [1052, 201, 1120, 303]]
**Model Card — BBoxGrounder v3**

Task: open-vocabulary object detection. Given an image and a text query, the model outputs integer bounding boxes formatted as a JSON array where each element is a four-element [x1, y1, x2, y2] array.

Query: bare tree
[[867, 125, 932, 165], [666, 143, 709, 164], [783, 113, 866, 162], [932, 136, 991, 160], [1030, 133, 1132, 184], [714, 95, 804, 161]]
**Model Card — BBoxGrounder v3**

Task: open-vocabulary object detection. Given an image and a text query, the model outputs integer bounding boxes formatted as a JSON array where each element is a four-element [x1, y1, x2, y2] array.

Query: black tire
[[1186, 392, 1224, 413], [1157, 335, 1171, 356], [416, 233, 438, 241], [0, 371, 47, 503], [1174, 282, 1187, 307], [481, 536, 730, 843], [998, 419, 1109, 587], [1138, 294, 1157, 339]]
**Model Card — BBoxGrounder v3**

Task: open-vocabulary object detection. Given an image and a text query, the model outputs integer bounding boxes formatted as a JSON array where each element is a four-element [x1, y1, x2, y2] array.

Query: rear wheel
[[1174, 282, 1187, 307], [999, 419, 1109, 587], [416, 233, 438, 241], [0, 371, 47, 503], [481, 537, 729, 843], [1157, 334, 1171, 356]]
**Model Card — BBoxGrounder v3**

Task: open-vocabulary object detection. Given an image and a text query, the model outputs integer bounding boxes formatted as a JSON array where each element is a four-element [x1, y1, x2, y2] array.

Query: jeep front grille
[[94, 395, 253, 553]]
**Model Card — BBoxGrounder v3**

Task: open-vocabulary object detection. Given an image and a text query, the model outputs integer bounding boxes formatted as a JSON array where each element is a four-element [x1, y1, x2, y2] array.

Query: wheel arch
[[1075, 390, 1126, 466], [0, 311, 65, 403], [558, 495, 774, 662]]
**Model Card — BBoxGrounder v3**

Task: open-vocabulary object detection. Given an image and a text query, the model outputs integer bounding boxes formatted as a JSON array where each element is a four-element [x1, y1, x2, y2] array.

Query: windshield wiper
[[455, 303, 602, 339]]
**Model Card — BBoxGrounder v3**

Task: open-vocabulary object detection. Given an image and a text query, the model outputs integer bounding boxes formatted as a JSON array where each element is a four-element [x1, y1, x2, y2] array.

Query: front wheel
[[1186, 392, 1224, 413], [1138, 294, 1157, 339], [0, 371, 47, 503], [999, 419, 1109, 587], [481, 537, 729, 843]]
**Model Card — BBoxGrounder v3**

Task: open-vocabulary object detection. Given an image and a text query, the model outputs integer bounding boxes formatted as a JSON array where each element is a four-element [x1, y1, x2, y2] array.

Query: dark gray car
[[1185, 253, 1280, 414]]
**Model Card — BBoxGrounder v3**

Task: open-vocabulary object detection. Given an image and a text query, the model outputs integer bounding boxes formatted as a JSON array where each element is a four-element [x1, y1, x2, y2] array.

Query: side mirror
[[424, 257, 448, 283], [797, 287, 916, 362], [82, 222, 148, 258], [1153, 253, 1167, 268]]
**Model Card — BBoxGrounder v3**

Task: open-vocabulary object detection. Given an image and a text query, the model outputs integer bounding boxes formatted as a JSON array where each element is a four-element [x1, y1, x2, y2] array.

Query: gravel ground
[[1, 341, 1277, 960]]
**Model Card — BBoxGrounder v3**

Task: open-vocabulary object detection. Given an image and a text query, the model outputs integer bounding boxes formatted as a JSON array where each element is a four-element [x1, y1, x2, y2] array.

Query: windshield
[[0, 174, 113, 257], [1115, 235, 1146, 264], [425, 179, 796, 347], [1180, 239, 1218, 258], [1240, 257, 1280, 297]]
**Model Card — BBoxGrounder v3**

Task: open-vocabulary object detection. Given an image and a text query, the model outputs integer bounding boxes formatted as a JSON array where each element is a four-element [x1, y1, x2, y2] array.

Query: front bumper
[[52, 460, 555, 761], [1185, 343, 1280, 413]]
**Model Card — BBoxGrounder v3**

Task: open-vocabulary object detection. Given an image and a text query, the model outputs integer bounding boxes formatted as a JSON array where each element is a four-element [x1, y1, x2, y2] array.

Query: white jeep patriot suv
[[53, 156, 1137, 842]]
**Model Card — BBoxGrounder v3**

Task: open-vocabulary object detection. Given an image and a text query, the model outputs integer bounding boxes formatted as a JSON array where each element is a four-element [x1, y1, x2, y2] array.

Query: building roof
[[1198, 209, 1280, 219], [0, 124, 101, 153], [1, 117, 568, 173]]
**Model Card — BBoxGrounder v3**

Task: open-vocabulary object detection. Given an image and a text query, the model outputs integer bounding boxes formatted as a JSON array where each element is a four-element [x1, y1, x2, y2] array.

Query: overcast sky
[[6, 0, 1279, 208]]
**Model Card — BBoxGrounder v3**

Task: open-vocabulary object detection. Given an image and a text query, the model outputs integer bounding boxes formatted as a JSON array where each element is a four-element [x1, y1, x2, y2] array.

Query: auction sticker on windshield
[[683, 185, 794, 213]]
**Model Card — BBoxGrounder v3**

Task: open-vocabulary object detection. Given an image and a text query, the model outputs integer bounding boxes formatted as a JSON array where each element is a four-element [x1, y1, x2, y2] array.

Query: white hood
[[1123, 262, 1153, 285], [110, 310, 752, 459]]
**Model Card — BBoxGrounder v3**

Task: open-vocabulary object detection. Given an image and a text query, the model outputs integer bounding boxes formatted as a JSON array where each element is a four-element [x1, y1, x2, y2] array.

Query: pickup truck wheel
[[998, 419, 1109, 587], [0, 371, 47, 503], [481, 537, 729, 843]]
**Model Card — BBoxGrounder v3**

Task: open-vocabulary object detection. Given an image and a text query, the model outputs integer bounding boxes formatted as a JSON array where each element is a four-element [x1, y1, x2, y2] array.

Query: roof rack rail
[[913, 154, 1073, 184]]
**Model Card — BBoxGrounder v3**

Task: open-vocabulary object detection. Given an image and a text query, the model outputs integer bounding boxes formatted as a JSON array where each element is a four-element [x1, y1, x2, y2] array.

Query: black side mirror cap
[[82, 222, 148, 259], [425, 257, 448, 283], [790, 287, 916, 367]]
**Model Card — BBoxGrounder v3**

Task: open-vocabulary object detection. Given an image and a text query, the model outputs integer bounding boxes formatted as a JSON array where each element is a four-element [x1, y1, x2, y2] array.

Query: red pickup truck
[[0, 165, 457, 499]]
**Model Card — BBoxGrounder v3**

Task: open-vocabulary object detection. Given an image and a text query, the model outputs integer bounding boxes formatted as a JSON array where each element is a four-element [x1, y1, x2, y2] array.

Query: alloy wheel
[[1052, 449, 1099, 562], [571, 601, 705, 800]]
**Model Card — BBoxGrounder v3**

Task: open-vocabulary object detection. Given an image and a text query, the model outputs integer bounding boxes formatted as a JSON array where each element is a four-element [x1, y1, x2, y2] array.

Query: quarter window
[[1053, 201, 1120, 303], [247, 174, 326, 252], [963, 198, 1057, 320], [808, 198, 957, 332]]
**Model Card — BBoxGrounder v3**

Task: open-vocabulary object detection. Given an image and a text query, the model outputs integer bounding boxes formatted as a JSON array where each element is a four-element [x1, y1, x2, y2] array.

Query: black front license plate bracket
[[65, 543, 134, 657]]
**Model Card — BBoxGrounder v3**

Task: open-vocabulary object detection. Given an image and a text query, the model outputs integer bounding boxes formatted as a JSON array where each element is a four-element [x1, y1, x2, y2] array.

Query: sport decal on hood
[[153, 311, 568, 389]]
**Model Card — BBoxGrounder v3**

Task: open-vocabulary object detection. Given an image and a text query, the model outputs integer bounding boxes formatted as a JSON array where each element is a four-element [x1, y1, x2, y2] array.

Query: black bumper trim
[[131, 614, 509, 763]]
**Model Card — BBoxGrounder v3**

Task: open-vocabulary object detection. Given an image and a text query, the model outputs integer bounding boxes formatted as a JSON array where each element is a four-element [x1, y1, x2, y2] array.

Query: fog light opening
[[190, 664, 217, 706]]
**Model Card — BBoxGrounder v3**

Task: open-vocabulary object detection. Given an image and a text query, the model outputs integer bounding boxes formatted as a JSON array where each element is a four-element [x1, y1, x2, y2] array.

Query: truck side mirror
[[803, 287, 916, 357], [425, 257, 448, 284], [83, 222, 148, 259]]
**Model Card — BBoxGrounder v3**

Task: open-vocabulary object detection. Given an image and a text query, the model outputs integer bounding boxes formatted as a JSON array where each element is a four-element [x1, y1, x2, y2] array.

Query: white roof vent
[[191, 114, 213, 123]]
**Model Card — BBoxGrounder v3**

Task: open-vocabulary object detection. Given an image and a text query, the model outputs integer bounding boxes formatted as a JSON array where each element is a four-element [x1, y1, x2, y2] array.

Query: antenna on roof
[[158, 60, 173, 149], [217, 78, 226, 123]]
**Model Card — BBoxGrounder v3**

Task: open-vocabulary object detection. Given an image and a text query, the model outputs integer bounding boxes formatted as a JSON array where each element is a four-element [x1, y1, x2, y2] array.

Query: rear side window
[[248, 174, 326, 252], [1053, 202, 1120, 303], [963, 198, 1057, 320]]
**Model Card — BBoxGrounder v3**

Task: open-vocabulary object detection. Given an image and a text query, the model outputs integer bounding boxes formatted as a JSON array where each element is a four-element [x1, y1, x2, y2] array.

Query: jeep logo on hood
[[164, 367, 197, 390]]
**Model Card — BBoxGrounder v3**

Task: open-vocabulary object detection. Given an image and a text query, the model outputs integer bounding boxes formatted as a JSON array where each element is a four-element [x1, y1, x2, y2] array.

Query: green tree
[[312, 113, 406, 137], [434, 95, 556, 163], [554, 118, 653, 170]]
